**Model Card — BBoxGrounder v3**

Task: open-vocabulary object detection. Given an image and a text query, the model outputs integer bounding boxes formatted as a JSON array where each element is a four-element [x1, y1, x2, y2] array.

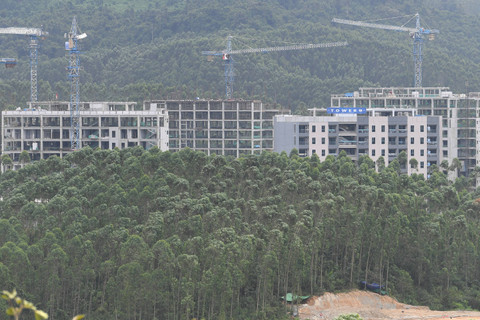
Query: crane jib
[[202, 38, 348, 99]]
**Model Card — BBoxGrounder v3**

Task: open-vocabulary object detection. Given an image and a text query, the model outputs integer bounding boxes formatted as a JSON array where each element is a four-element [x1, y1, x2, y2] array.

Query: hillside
[[0, 1, 479, 111], [0, 147, 480, 319]]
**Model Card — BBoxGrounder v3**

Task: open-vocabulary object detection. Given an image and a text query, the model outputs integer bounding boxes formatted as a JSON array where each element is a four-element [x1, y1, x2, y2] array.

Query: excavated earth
[[298, 290, 480, 320]]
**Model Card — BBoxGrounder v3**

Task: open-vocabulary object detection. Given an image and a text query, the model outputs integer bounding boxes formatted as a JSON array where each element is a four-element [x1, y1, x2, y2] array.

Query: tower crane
[[332, 13, 439, 87], [202, 35, 348, 99], [65, 16, 87, 151], [0, 27, 48, 102]]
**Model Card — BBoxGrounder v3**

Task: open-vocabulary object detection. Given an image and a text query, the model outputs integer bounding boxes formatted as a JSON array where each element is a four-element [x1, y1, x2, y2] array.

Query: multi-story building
[[274, 108, 442, 177], [144, 99, 286, 157], [2, 101, 168, 169], [329, 87, 480, 177]]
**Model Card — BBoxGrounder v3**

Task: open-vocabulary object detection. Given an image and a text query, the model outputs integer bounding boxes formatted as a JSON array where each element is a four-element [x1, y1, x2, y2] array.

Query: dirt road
[[298, 290, 480, 320]]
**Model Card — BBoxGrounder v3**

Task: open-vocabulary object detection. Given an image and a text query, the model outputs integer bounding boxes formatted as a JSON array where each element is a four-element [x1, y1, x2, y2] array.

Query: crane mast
[[202, 36, 348, 99], [0, 27, 48, 102], [332, 13, 439, 87], [66, 16, 87, 150]]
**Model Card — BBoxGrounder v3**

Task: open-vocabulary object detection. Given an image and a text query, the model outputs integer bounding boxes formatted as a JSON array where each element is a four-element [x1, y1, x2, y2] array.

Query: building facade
[[2, 101, 168, 169], [274, 109, 442, 177], [144, 99, 286, 157], [330, 87, 480, 177]]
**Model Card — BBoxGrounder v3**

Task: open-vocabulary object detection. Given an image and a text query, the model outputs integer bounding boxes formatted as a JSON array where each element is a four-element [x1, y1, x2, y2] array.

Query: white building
[[330, 87, 480, 178], [2, 101, 168, 169], [274, 108, 442, 177]]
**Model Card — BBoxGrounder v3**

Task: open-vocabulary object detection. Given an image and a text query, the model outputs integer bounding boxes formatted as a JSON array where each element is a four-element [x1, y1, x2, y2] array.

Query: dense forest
[[0, 0, 480, 111], [0, 147, 480, 319]]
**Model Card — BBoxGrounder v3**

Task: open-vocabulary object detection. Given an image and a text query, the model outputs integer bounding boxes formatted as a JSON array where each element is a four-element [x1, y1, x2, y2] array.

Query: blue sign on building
[[327, 107, 367, 114]]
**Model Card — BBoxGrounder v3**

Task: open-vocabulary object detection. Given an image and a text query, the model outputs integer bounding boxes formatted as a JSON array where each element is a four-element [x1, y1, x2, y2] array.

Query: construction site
[[2, 101, 169, 169], [2, 12, 480, 182]]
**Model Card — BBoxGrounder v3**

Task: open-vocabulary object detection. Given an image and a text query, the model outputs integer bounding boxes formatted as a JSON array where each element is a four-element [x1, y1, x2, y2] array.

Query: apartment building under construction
[[328, 87, 480, 177], [144, 99, 287, 157], [2, 101, 169, 169], [274, 108, 442, 177]]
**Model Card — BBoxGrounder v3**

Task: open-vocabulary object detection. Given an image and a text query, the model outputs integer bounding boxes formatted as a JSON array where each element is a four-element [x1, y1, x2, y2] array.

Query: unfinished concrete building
[[144, 99, 287, 157], [2, 101, 168, 169]]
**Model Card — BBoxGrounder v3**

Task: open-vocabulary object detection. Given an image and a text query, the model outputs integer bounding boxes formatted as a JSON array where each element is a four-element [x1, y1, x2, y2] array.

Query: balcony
[[338, 139, 357, 146]]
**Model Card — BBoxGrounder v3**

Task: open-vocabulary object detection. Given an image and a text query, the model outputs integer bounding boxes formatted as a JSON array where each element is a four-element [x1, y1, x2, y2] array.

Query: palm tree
[[449, 158, 462, 178], [1, 154, 13, 172], [409, 158, 418, 173], [19, 151, 30, 168]]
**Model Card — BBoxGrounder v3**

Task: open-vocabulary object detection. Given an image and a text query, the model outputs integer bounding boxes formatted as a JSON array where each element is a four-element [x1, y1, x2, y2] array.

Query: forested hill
[[0, 147, 480, 319], [0, 0, 480, 112]]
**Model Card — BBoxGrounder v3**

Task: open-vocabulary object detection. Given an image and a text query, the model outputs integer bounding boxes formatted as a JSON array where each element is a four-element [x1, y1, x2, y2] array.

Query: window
[[443, 140, 448, 147], [312, 137, 316, 145], [293, 137, 296, 145], [420, 162, 424, 169], [410, 137, 414, 144], [411, 149, 414, 156], [381, 149, 385, 156], [321, 150, 326, 156], [420, 137, 424, 144], [381, 125, 385, 132], [312, 149, 316, 154], [112, 131, 116, 138], [420, 125, 424, 132], [372, 125, 376, 132], [420, 150, 424, 156], [312, 125, 316, 133], [293, 124, 296, 133], [322, 137, 325, 144], [321, 125, 325, 132], [381, 137, 385, 144], [372, 137, 376, 144], [410, 125, 414, 132], [372, 149, 376, 156]]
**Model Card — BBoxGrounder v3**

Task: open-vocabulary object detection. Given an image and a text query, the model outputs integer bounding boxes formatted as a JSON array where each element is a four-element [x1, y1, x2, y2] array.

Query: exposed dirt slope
[[298, 290, 480, 320]]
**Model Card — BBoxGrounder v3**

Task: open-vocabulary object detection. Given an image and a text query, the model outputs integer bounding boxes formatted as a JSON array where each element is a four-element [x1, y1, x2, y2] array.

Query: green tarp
[[282, 293, 311, 303]]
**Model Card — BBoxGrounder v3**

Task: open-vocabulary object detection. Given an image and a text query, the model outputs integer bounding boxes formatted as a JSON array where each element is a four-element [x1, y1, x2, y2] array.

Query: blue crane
[[0, 27, 48, 102], [332, 13, 439, 87], [65, 16, 87, 150], [202, 35, 348, 99]]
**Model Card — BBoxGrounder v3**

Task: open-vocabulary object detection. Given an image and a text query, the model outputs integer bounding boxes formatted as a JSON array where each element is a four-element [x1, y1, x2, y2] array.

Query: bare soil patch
[[298, 290, 480, 320]]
